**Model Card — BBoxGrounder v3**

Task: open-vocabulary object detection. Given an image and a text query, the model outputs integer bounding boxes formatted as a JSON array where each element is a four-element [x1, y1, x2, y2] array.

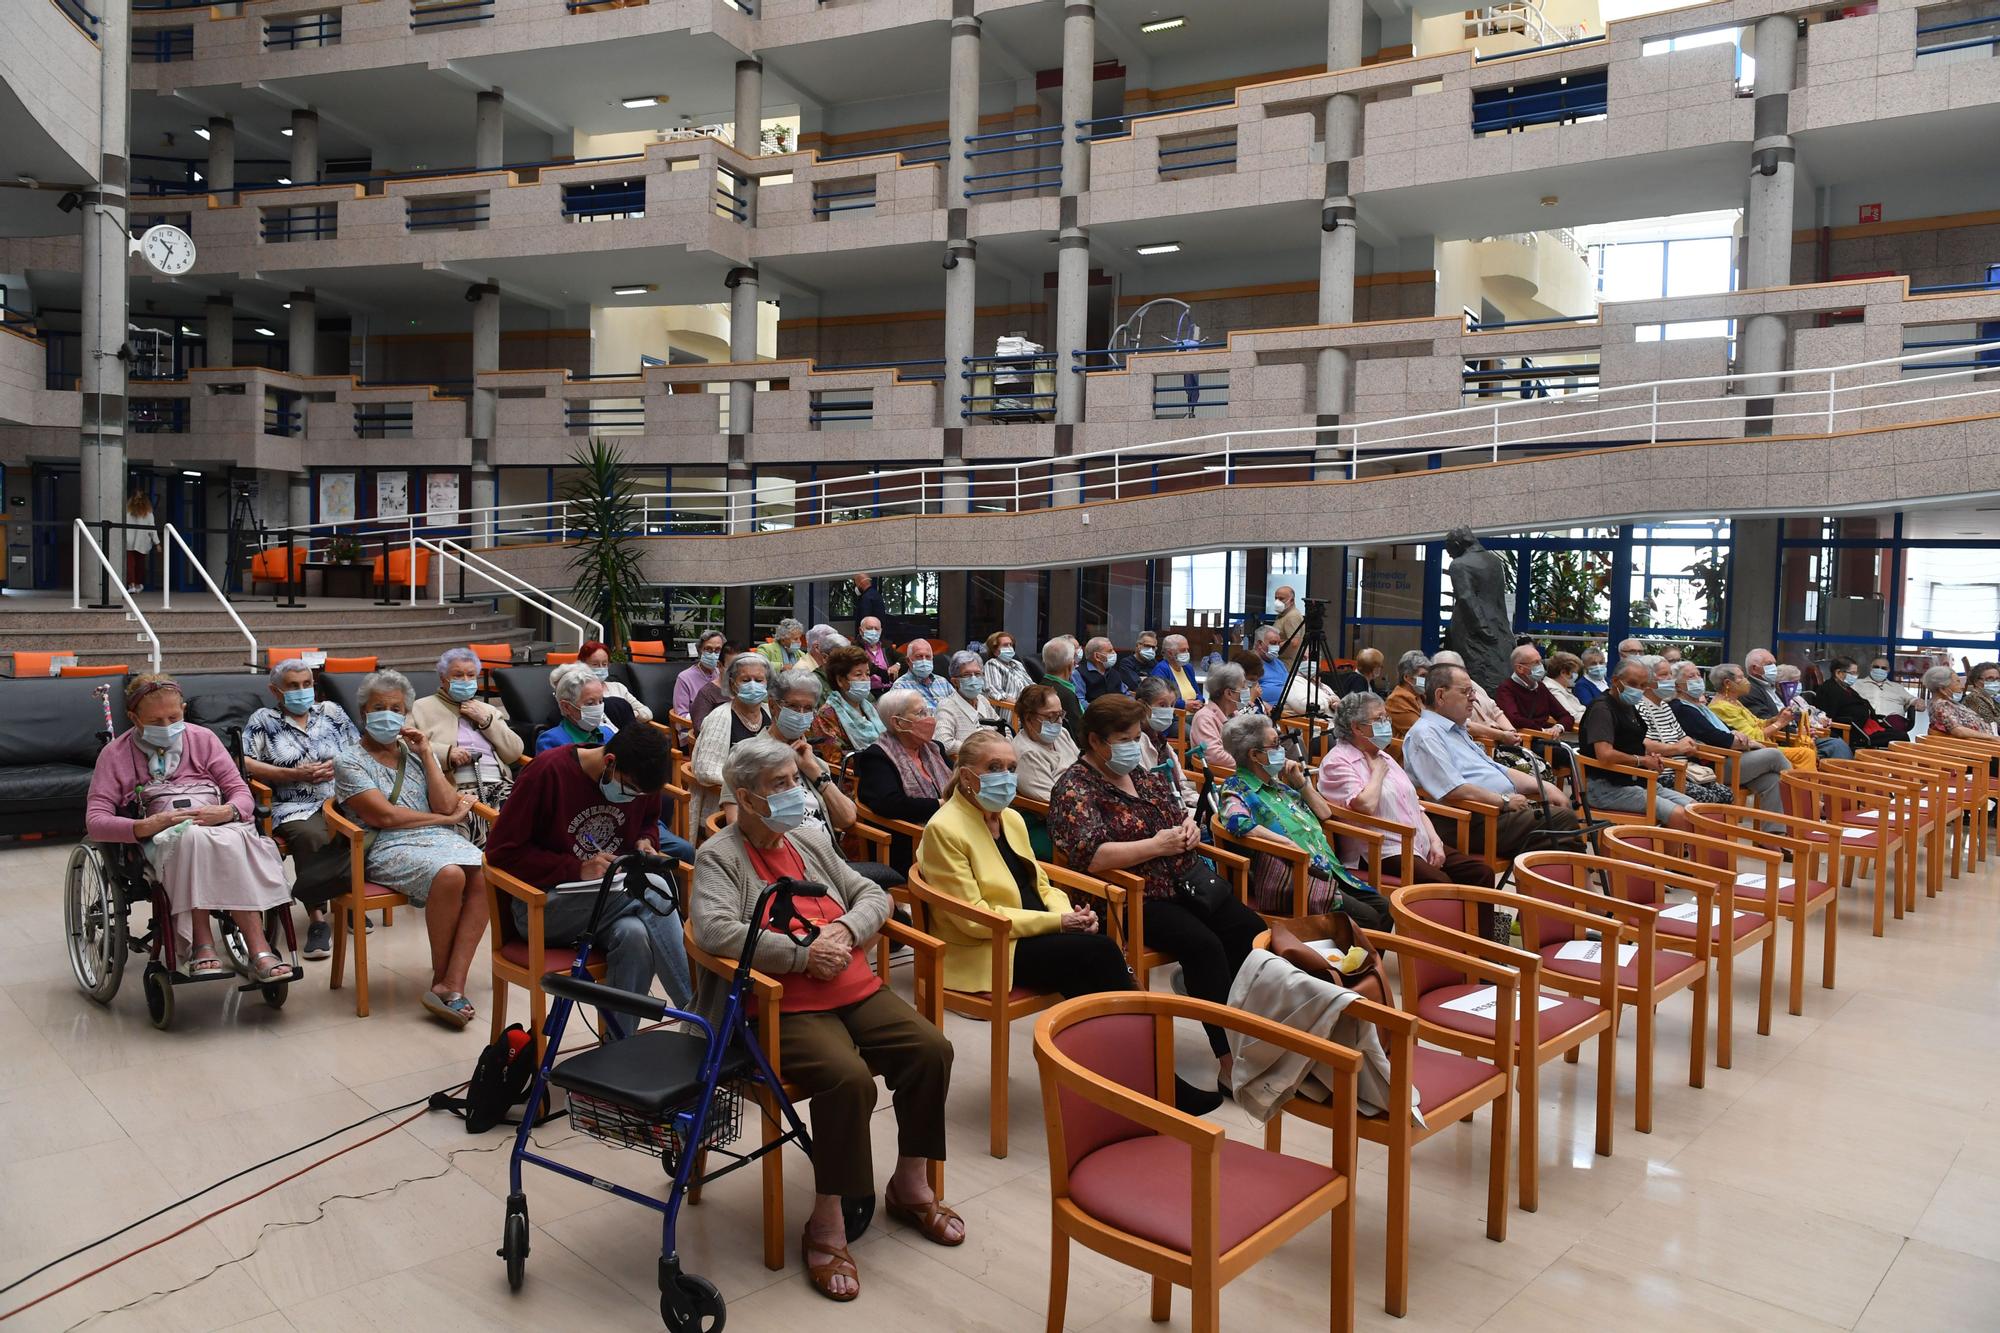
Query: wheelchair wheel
[[64, 844, 127, 1004], [500, 1211, 529, 1291], [660, 1273, 724, 1332], [142, 964, 175, 1031], [261, 981, 289, 1009], [219, 915, 252, 975]]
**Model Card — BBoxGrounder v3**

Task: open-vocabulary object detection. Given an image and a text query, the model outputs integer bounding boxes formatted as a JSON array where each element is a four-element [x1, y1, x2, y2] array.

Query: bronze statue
[[1442, 527, 1512, 692]]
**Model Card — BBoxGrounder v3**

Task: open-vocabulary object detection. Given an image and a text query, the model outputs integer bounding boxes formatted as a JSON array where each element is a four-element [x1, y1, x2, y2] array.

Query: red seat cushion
[[1406, 1046, 1501, 1116], [1068, 1134, 1339, 1254], [1656, 910, 1769, 944], [1539, 943, 1705, 989], [1806, 826, 1881, 849], [1416, 983, 1603, 1042], [497, 939, 601, 970]]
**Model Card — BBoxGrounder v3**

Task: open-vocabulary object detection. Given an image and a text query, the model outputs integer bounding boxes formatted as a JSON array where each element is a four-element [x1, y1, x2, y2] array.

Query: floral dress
[[333, 745, 481, 905]]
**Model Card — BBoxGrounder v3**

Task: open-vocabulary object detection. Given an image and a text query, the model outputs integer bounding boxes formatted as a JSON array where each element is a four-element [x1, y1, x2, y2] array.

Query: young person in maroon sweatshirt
[[485, 725, 693, 1034]]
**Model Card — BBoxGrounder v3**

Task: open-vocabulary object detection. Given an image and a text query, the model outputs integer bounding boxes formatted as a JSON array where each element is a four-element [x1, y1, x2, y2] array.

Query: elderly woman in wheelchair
[[82, 674, 296, 993]]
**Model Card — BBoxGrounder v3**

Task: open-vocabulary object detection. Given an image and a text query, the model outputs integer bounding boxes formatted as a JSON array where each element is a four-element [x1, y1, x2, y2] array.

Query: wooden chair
[[683, 911, 945, 1272], [903, 861, 1128, 1158], [483, 860, 613, 1055], [1512, 852, 1711, 1134], [1574, 754, 1687, 827], [1034, 991, 1360, 1333], [1258, 929, 1515, 1317], [1599, 827, 1780, 1069], [1420, 792, 1502, 872], [59, 663, 130, 678], [1684, 803, 1841, 1017], [1829, 754, 1949, 902], [1909, 735, 1995, 865], [1853, 747, 1976, 888], [1779, 769, 1912, 935], [1390, 882, 1617, 1212], [323, 655, 378, 674], [321, 797, 487, 1017]]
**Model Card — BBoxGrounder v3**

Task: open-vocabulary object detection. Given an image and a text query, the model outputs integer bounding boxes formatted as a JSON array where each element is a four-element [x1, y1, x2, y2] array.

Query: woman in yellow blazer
[[917, 731, 1132, 997]]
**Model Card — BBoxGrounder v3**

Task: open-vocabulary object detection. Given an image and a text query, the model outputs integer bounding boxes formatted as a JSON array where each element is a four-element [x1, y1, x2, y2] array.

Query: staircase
[[0, 596, 539, 674]]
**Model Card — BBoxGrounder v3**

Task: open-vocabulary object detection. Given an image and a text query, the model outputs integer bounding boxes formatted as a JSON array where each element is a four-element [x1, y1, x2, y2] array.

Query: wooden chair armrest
[[1201, 840, 1252, 901], [1011, 792, 1051, 820], [845, 821, 892, 863], [484, 861, 547, 910], [683, 931, 784, 1001], [1319, 814, 1386, 894], [858, 808, 928, 845], [1688, 743, 1739, 777], [877, 916, 944, 1023]]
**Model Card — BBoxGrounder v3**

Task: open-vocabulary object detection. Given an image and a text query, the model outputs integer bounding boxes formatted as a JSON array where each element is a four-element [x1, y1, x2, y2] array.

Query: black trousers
[[1010, 931, 1134, 997], [1145, 892, 1267, 1055], [1334, 884, 1393, 933]]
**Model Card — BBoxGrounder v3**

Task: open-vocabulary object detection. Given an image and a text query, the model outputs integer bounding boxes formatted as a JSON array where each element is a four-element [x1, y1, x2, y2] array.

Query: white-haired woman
[[691, 735, 961, 1301], [1187, 660, 1247, 774], [756, 617, 808, 671], [856, 690, 951, 872], [1923, 664, 1993, 738], [537, 662, 615, 754], [690, 652, 772, 832], [243, 655, 359, 959], [332, 669, 488, 1027], [934, 650, 999, 758], [411, 647, 525, 844]]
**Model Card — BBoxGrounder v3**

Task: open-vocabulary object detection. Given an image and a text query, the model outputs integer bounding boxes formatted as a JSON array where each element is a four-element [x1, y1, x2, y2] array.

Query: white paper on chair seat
[[1732, 872, 1794, 893], [1840, 827, 1875, 840], [1438, 986, 1565, 1018], [1661, 900, 1749, 926], [300, 650, 327, 667], [1554, 939, 1638, 967]]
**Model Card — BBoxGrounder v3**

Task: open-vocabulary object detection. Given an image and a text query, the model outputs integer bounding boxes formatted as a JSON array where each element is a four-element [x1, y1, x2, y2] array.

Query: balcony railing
[[50, 0, 100, 38], [812, 183, 876, 217], [563, 179, 645, 221], [1916, 14, 2000, 56], [1472, 69, 1609, 135], [410, 0, 492, 28], [264, 12, 340, 49], [261, 206, 338, 242], [963, 124, 1062, 199], [132, 25, 193, 61], [1075, 100, 1234, 143]]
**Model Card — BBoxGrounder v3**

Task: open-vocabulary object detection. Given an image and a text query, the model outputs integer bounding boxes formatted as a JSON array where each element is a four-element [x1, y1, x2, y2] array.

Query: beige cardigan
[[688, 821, 890, 1020], [408, 693, 524, 780], [689, 700, 769, 831]]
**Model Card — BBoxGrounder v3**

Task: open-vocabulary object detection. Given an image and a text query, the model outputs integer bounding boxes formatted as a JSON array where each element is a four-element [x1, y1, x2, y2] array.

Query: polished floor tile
[[1, 834, 1995, 1330]]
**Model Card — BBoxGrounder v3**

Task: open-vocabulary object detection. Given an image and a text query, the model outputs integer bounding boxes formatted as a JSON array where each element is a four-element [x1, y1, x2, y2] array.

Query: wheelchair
[[64, 794, 298, 1032]]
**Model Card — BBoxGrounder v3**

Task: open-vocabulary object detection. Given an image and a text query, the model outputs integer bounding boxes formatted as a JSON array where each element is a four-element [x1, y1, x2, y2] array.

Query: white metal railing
[[159, 523, 257, 666], [1465, 0, 1565, 48], [431, 339, 2000, 542], [69, 520, 163, 674], [408, 535, 600, 645]]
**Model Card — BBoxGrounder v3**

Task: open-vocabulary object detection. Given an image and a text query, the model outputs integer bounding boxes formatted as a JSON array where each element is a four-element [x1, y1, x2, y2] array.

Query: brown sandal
[[884, 1189, 966, 1247], [801, 1231, 859, 1302]]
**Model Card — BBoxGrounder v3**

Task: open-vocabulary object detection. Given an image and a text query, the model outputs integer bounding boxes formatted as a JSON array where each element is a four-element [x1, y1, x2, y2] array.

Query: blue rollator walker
[[499, 849, 819, 1331]]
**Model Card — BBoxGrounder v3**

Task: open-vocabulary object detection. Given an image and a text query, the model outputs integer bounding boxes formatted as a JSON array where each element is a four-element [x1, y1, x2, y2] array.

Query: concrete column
[[474, 91, 505, 170], [287, 292, 316, 375], [1724, 516, 1780, 657], [1059, 1, 1094, 195], [78, 0, 132, 555], [943, 240, 977, 425], [205, 117, 235, 195], [726, 266, 759, 437], [469, 465, 497, 547], [289, 475, 311, 534], [1315, 0, 1365, 439], [733, 60, 762, 219], [946, 9, 982, 210], [1741, 15, 1798, 433], [204, 295, 234, 368], [470, 283, 499, 443], [289, 110, 320, 182], [1055, 225, 1089, 424]]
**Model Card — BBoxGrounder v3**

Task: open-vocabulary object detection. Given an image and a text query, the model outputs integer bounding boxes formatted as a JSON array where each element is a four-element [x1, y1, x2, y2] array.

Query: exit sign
[[1858, 203, 1882, 224]]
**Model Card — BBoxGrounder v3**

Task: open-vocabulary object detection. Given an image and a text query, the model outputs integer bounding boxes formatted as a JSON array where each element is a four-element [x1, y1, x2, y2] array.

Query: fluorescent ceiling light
[[1140, 16, 1186, 33], [281, 302, 291, 309], [255, 326, 275, 336], [1136, 242, 1181, 255], [280, 127, 293, 136], [611, 284, 654, 296], [620, 95, 667, 109], [193, 126, 210, 141], [179, 324, 197, 336], [191, 171, 203, 182], [181, 469, 202, 477], [276, 176, 292, 185]]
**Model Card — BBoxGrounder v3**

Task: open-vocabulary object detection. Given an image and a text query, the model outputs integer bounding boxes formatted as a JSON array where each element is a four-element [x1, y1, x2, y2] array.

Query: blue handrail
[[1075, 98, 1234, 142], [966, 123, 1061, 143], [132, 26, 193, 61], [1908, 278, 2000, 294], [1918, 35, 2000, 54], [1472, 70, 1609, 135], [51, 0, 100, 37], [814, 358, 947, 371], [410, 0, 493, 28], [1915, 15, 2000, 34], [815, 138, 950, 164], [563, 180, 645, 218], [260, 208, 337, 241], [812, 201, 877, 215], [265, 14, 339, 49], [966, 163, 1062, 183]]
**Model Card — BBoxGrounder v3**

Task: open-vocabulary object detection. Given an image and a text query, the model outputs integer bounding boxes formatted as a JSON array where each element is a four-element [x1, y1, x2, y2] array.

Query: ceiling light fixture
[[276, 175, 292, 185], [193, 126, 210, 141], [191, 171, 203, 183], [612, 284, 655, 296], [179, 324, 197, 335], [1540, 195, 1559, 206], [280, 127, 293, 136], [1136, 242, 1181, 255], [281, 302, 291, 309], [254, 326, 275, 336], [1140, 17, 1186, 33], [181, 469, 202, 478], [620, 95, 668, 109]]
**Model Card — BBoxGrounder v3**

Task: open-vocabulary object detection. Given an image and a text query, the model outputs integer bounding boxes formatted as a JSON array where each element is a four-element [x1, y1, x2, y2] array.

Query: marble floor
[[3, 833, 1998, 1332]]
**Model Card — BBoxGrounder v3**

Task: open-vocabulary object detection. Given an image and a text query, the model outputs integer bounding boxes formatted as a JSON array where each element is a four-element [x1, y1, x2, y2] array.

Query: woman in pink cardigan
[[86, 675, 294, 981]]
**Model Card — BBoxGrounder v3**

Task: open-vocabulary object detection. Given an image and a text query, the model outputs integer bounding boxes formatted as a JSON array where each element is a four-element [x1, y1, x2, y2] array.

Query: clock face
[[140, 224, 196, 276]]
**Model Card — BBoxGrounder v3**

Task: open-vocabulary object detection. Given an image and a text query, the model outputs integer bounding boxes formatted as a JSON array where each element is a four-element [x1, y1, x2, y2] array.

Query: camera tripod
[[1268, 598, 1335, 756]]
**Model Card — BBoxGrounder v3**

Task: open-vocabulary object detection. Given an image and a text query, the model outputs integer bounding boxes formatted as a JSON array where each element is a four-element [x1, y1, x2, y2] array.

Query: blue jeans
[[657, 828, 697, 866], [515, 885, 694, 1040], [1815, 737, 1854, 761]]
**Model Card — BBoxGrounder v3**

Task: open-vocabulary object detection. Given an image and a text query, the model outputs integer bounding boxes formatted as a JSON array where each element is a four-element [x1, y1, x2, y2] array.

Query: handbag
[[358, 745, 410, 860], [1174, 854, 1232, 914]]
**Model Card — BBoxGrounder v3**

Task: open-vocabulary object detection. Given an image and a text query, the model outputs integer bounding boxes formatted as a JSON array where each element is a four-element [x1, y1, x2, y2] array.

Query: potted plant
[[328, 534, 362, 565], [562, 439, 648, 647]]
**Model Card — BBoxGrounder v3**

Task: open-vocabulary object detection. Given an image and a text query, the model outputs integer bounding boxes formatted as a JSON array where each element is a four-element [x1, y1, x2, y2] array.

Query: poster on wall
[[319, 472, 356, 525], [376, 471, 408, 520], [425, 473, 460, 524]]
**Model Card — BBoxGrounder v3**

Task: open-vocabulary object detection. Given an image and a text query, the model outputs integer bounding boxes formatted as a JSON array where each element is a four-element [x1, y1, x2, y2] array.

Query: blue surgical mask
[[861, 629, 881, 646], [1527, 665, 1545, 683], [911, 659, 933, 679], [846, 680, 872, 702], [700, 650, 720, 670], [447, 678, 478, 703], [364, 711, 404, 743], [1761, 665, 1779, 684], [1842, 673, 1859, 687], [958, 676, 985, 699], [1586, 664, 1607, 682], [282, 687, 316, 715], [1039, 720, 1064, 744], [140, 720, 186, 749], [974, 770, 1017, 812], [1684, 680, 1707, 699], [1984, 680, 2000, 696], [1106, 739, 1145, 774], [1619, 687, 1648, 707], [1138, 647, 1156, 662], [599, 773, 636, 804], [777, 706, 814, 739], [1148, 706, 1175, 733], [1370, 718, 1394, 744], [761, 781, 811, 832], [590, 665, 610, 681], [736, 679, 769, 707], [998, 646, 1016, 662], [1413, 675, 1427, 693], [1103, 651, 1119, 669], [1263, 746, 1289, 771], [578, 703, 607, 730], [1176, 652, 1191, 666], [1869, 667, 1888, 682]]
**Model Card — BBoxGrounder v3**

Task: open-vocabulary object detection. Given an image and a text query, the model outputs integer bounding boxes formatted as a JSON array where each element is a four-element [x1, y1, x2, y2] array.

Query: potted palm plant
[[562, 439, 648, 647]]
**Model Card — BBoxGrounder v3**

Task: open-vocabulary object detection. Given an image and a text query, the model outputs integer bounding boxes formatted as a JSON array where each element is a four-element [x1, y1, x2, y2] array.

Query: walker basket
[[566, 1080, 744, 1171]]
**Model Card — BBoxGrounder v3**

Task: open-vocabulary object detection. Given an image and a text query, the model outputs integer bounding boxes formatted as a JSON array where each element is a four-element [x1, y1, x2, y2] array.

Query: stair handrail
[[409, 535, 600, 646], [159, 523, 257, 668], [69, 519, 163, 674]]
